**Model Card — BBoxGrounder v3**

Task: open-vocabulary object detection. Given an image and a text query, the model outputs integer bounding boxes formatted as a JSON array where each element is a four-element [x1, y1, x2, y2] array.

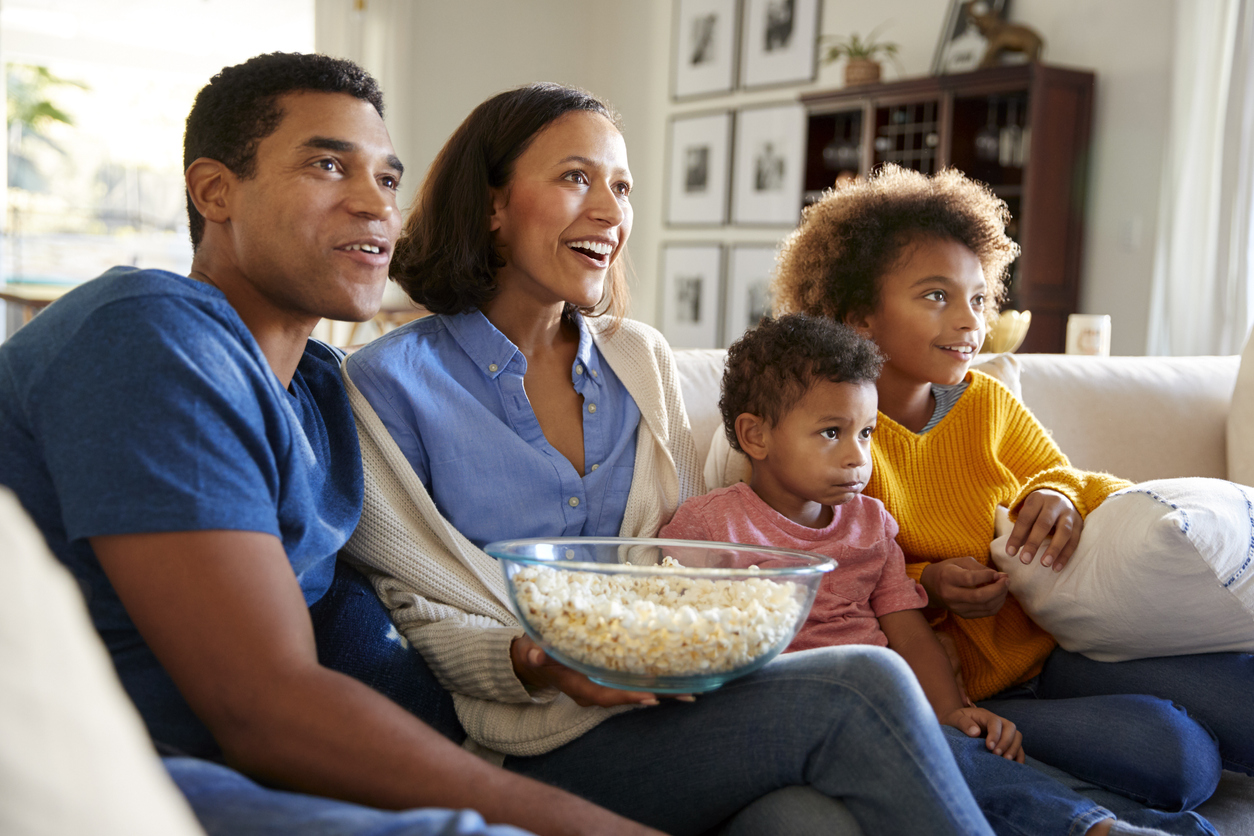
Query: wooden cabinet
[[801, 64, 1095, 353]]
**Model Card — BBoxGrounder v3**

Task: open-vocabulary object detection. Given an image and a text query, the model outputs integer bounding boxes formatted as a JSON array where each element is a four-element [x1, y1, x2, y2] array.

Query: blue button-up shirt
[[346, 310, 640, 548]]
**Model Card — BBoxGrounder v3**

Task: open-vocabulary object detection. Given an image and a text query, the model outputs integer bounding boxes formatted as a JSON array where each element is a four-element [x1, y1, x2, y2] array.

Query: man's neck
[[188, 258, 314, 389]]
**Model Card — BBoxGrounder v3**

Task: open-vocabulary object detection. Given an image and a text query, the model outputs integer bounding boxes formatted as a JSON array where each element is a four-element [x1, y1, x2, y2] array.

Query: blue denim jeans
[[944, 728, 1218, 836], [979, 647, 1254, 810], [164, 757, 535, 836], [505, 646, 994, 836], [310, 557, 465, 743]]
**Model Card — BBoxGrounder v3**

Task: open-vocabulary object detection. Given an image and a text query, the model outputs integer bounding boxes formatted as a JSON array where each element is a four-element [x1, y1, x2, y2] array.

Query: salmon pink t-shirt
[[658, 482, 928, 650]]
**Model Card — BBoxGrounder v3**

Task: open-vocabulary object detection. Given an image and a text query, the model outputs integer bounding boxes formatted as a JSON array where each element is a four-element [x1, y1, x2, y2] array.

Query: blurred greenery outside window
[[5, 61, 192, 291]]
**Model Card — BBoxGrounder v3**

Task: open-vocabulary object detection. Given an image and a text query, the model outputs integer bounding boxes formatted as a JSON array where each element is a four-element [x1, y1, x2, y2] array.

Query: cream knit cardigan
[[341, 317, 705, 761]]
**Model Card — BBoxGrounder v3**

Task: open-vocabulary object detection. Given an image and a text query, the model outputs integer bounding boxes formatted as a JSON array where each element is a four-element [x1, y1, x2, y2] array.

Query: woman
[[343, 83, 993, 836]]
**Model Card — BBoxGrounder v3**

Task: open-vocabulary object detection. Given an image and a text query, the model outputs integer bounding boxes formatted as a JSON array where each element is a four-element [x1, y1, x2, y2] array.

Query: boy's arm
[[93, 529, 661, 836], [879, 609, 1023, 762]]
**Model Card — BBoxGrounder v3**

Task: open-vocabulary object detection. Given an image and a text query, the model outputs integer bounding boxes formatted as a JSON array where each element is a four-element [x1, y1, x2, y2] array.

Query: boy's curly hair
[[772, 165, 1019, 324], [720, 314, 882, 453]]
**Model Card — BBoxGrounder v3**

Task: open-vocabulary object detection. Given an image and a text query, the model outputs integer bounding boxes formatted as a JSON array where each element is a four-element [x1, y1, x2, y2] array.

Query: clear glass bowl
[[485, 537, 835, 694]]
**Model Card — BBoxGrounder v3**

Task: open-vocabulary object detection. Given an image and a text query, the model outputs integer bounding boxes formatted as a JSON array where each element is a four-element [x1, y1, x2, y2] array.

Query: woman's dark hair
[[772, 164, 1019, 325], [392, 82, 629, 321], [720, 314, 883, 453], [183, 52, 384, 250]]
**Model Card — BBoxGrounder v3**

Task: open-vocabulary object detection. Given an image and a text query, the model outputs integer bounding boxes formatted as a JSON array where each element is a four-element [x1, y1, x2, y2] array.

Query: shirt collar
[[572, 313, 605, 389], [444, 310, 523, 379]]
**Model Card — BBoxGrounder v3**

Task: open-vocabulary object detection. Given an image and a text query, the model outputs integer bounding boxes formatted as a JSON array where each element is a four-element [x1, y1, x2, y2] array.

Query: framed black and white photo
[[731, 103, 806, 225], [660, 244, 723, 348], [932, 0, 1011, 75], [672, 0, 738, 99], [667, 111, 732, 226], [739, 0, 820, 88], [724, 245, 778, 346]]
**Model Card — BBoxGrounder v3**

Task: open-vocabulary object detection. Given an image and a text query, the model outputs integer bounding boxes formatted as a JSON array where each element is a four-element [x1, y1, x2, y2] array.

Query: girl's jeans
[[980, 646, 1254, 810]]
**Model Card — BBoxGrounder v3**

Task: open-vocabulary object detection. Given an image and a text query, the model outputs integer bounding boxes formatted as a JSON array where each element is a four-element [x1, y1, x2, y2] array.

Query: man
[[0, 52, 656, 836]]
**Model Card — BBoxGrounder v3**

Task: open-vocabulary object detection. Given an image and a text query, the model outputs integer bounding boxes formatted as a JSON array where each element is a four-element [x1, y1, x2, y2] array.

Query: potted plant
[[820, 23, 899, 86]]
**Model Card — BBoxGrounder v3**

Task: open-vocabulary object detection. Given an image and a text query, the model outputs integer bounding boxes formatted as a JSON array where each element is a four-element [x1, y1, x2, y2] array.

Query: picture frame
[[659, 243, 723, 349], [666, 111, 733, 226], [731, 103, 806, 226], [739, 0, 820, 89], [932, 0, 1011, 75], [724, 245, 778, 347], [672, 0, 739, 99]]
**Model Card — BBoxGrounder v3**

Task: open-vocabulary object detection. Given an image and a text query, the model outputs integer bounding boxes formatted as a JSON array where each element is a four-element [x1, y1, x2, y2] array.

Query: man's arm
[[92, 529, 661, 836]]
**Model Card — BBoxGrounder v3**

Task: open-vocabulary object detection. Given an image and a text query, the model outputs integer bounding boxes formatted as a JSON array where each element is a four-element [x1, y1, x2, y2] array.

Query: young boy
[[661, 313, 1021, 756], [666, 313, 1219, 836]]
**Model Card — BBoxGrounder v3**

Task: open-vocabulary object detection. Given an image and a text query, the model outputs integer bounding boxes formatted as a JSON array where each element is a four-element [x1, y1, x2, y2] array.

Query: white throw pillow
[[703, 353, 1023, 490], [989, 478, 1254, 662], [0, 488, 205, 836]]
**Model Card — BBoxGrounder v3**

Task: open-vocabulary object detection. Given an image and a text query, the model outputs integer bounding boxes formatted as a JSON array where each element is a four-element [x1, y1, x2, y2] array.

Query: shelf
[[801, 63, 1095, 353]]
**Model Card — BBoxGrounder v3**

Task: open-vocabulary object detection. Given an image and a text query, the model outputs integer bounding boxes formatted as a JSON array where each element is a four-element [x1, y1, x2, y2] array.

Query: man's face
[[224, 91, 402, 325]]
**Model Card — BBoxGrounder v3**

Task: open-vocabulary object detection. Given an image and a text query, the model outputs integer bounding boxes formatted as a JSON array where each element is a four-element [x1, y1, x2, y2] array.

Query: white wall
[[347, 0, 1174, 354]]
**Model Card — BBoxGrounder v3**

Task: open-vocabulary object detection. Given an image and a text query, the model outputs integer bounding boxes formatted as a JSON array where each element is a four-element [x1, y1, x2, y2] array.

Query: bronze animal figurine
[[963, 1, 1044, 67]]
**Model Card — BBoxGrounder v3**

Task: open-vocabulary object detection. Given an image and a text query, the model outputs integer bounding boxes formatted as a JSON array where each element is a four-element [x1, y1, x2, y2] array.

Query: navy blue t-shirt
[[0, 267, 362, 757]]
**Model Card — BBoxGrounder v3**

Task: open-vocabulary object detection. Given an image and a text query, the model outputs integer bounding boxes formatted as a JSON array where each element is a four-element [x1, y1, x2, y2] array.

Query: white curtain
[[1148, 0, 1254, 355]]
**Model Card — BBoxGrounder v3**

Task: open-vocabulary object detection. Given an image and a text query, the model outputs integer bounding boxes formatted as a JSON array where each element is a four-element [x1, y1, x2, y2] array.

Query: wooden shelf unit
[[801, 64, 1095, 353]]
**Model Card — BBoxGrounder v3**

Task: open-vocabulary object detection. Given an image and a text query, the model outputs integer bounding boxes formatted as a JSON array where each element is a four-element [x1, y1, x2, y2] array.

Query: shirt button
[[568, 496, 580, 507], [587, 403, 597, 414], [575, 364, 584, 375], [590, 463, 599, 471], [488, 363, 498, 372], [591, 369, 598, 378], [565, 549, 576, 559]]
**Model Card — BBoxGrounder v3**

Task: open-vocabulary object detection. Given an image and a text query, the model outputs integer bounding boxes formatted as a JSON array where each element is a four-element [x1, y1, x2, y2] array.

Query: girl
[[764, 163, 1252, 814]]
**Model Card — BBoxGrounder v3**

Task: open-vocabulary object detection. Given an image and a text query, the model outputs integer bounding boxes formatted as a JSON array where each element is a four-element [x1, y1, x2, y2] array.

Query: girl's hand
[[511, 636, 681, 708], [1006, 489, 1083, 571], [920, 557, 1009, 619], [941, 706, 1025, 762]]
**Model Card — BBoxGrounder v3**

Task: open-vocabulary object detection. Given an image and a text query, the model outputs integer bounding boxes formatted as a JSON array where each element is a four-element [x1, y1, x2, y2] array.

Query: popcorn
[[511, 557, 802, 677]]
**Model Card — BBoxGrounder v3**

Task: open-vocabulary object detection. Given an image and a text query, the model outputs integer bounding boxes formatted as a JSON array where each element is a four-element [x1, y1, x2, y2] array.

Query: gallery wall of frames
[[660, 0, 820, 350], [658, 0, 1096, 354]]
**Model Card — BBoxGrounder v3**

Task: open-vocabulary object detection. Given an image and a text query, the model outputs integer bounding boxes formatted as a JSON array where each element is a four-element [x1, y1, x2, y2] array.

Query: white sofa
[[673, 348, 1254, 833]]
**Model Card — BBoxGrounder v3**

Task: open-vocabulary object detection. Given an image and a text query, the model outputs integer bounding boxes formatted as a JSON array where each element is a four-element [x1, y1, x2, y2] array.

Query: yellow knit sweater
[[866, 371, 1131, 701]]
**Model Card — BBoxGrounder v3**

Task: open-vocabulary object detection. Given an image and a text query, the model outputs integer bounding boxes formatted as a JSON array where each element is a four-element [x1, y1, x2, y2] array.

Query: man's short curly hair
[[183, 52, 384, 250], [772, 165, 1019, 324], [720, 314, 882, 453]]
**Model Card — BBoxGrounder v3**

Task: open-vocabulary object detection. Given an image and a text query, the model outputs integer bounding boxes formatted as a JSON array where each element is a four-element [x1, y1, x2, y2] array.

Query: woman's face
[[489, 111, 633, 310]]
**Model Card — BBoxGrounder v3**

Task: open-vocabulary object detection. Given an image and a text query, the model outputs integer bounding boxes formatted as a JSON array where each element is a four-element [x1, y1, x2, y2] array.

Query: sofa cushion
[[989, 478, 1254, 662], [1020, 354, 1236, 483], [1229, 327, 1254, 487]]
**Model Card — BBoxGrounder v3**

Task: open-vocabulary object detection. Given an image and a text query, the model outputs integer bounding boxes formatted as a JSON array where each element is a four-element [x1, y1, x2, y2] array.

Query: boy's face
[[855, 236, 987, 388], [746, 379, 878, 524]]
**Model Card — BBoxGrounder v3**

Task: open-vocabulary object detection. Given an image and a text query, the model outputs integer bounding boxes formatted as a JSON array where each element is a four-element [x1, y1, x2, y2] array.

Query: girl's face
[[854, 236, 987, 388], [488, 111, 633, 310]]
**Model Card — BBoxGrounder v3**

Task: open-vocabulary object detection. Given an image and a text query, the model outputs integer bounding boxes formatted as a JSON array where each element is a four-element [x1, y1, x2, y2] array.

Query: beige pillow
[[990, 478, 1254, 662], [703, 354, 1023, 489], [0, 488, 205, 836]]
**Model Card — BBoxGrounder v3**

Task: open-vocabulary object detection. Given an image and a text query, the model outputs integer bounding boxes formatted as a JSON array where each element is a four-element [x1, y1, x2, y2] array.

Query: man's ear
[[734, 413, 770, 462], [185, 158, 233, 226]]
